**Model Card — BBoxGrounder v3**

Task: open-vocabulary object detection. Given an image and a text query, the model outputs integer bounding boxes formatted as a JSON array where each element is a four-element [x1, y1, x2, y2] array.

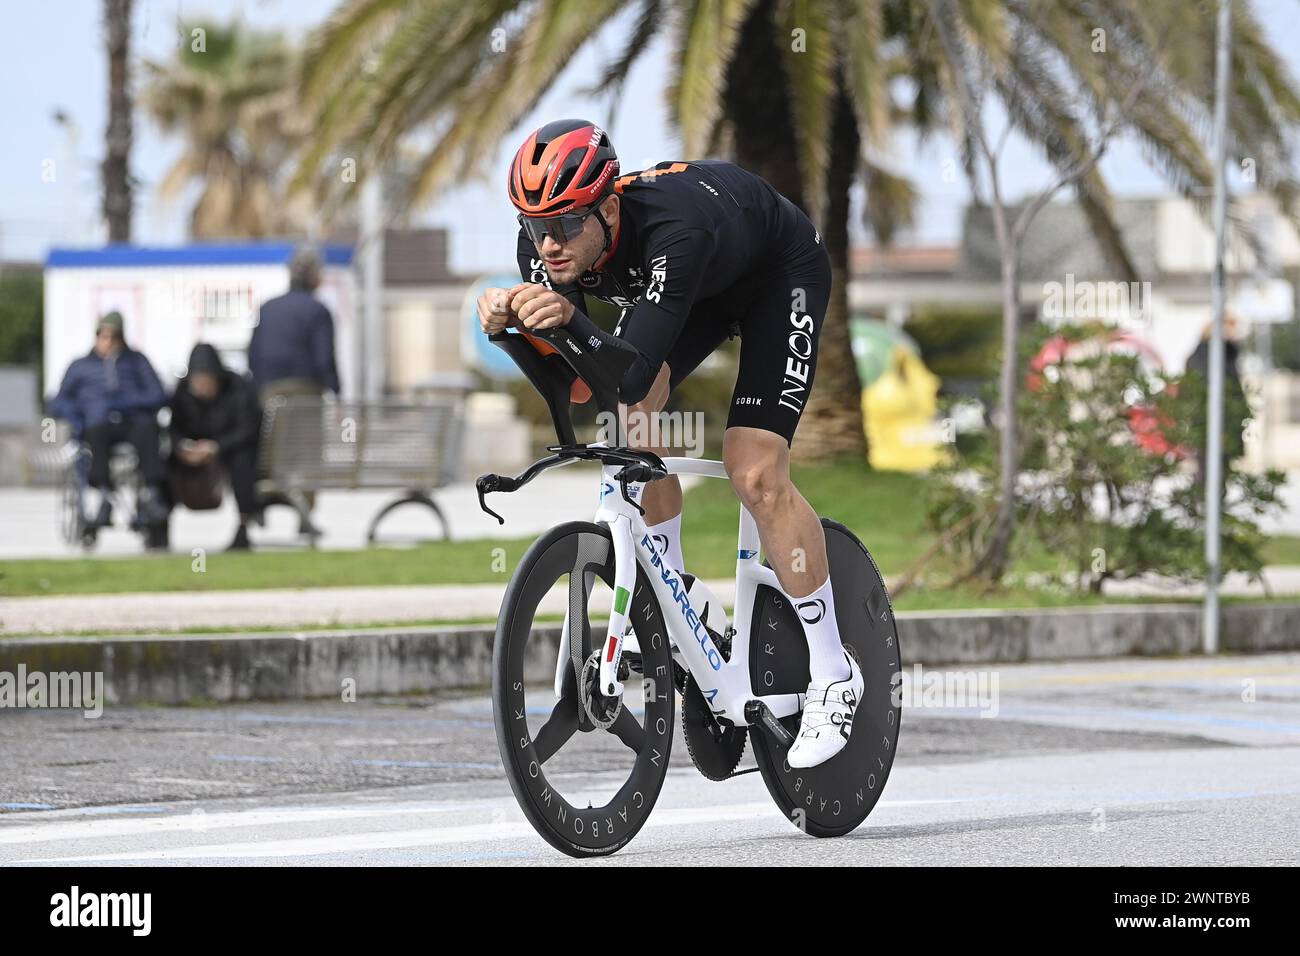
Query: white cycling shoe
[[787, 652, 863, 769]]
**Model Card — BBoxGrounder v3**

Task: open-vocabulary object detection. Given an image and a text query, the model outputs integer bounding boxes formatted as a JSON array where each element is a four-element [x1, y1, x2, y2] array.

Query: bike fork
[[553, 569, 595, 698], [598, 515, 635, 697], [552, 517, 634, 700]]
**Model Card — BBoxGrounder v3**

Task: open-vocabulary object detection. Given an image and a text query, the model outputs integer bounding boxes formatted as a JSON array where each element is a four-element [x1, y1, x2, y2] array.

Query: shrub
[[903, 303, 1001, 382], [0, 267, 43, 375], [925, 323, 1286, 592]]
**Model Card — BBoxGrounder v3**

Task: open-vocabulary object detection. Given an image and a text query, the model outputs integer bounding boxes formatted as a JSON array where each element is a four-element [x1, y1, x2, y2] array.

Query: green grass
[[0, 458, 929, 597], [2, 456, 1297, 602], [678, 459, 930, 578], [1262, 534, 1300, 566]]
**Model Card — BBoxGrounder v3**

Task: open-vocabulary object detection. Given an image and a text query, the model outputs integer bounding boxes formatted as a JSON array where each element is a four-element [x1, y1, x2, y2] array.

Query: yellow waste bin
[[863, 346, 946, 472]]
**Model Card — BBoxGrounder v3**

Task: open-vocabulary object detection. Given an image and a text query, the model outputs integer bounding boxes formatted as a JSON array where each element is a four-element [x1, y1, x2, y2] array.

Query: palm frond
[[836, 0, 887, 147], [668, 0, 756, 156], [406, 0, 627, 204], [581, 0, 667, 107], [775, 0, 838, 223], [862, 158, 918, 245], [299, 0, 408, 105]]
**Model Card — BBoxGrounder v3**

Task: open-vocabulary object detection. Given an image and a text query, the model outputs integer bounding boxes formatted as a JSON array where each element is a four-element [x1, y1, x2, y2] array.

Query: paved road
[[1, 654, 1296, 865]]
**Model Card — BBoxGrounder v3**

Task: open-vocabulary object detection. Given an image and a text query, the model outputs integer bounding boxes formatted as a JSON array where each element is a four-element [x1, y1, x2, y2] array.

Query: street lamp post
[[1204, 0, 1233, 654]]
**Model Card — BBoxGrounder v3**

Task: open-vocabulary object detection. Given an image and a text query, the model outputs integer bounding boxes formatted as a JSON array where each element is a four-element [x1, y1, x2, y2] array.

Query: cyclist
[[477, 119, 859, 768]]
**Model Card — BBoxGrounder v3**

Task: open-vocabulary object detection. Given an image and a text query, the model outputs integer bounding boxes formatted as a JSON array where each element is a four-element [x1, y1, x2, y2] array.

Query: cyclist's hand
[[477, 287, 515, 334], [511, 284, 574, 331]]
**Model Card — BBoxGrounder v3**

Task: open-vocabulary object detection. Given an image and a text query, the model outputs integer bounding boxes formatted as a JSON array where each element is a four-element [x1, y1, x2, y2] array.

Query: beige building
[[372, 228, 529, 475]]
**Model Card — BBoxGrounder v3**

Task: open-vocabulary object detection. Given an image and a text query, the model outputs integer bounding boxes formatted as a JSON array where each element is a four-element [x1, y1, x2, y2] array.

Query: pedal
[[744, 700, 795, 747]]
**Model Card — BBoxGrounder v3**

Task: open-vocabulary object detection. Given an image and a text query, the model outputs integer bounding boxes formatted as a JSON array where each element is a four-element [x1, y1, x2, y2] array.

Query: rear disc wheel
[[750, 519, 903, 837]]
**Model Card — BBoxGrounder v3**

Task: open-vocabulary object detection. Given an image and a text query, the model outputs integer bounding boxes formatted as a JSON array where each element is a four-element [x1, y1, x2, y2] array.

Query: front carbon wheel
[[492, 521, 675, 857]]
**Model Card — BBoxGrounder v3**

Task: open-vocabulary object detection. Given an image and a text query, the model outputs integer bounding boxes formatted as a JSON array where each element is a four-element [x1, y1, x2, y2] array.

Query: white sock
[[794, 575, 850, 681], [648, 513, 685, 573]]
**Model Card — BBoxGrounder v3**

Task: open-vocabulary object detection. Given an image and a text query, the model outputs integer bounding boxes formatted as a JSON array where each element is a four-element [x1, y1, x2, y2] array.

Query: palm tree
[[102, 0, 134, 242], [142, 22, 307, 239], [294, 0, 1300, 470]]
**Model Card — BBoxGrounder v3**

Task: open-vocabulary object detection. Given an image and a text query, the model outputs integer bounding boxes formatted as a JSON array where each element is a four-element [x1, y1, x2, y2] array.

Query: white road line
[[16, 802, 791, 862], [0, 793, 970, 852], [0, 804, 462, 846]]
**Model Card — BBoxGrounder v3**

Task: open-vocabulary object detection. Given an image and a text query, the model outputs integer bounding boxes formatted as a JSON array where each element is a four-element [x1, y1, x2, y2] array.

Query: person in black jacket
[[247, 245, 339, 396], [247, 245, 337, 534], [1186, 314, 1248, 482], [170, 344, 263, 550]]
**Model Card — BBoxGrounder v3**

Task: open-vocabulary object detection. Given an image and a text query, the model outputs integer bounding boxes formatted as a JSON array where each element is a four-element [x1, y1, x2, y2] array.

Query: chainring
[[682, 672, 747, 781]]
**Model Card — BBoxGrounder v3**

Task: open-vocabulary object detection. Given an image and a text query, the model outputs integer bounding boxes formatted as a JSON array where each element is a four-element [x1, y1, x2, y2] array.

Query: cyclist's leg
[[625, 307, 733, 572], [723, 244, 860, 767], [720, 245, 849, 678], [723, 427, 828, 596]]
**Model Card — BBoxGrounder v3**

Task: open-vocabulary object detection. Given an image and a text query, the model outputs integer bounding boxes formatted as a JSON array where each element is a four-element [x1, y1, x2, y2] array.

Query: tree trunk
[[722, 1, 866, 461], [980, 205, 1021, 583], [102, 0, 134, 243], [723, 0, 804, 206], [793, 82, 868, 461]]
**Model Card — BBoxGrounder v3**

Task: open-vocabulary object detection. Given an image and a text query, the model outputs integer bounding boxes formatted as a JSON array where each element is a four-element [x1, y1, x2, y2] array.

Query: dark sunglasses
[[517, 205, 599, 246]]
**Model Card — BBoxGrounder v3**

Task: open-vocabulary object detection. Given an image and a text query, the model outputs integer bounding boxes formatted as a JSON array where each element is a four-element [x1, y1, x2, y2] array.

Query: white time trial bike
[[477, 324, 902, 857]]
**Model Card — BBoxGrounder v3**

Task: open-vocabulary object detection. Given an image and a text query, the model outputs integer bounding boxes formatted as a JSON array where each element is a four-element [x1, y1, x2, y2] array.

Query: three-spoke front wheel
[[492, 521, 675, 857]]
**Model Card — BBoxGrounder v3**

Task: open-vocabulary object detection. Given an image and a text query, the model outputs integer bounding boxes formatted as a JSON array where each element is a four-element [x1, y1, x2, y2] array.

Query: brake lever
[[475, 474, 508, 525], [613, 463, 664, 517], [618, 476, 645, 516]]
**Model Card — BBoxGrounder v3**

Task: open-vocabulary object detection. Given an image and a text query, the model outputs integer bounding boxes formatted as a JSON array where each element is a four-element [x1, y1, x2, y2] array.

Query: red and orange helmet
[[508, 119, 619, 217]]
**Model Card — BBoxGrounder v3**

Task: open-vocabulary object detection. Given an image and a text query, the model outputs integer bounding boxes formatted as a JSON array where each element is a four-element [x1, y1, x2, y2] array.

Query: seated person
[[169, 343, 263, 550], [47, 311, 169, 535]]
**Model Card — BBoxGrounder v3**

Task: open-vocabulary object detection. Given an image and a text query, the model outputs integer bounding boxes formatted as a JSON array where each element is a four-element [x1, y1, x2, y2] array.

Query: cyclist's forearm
[[564, 308, 658, 405]]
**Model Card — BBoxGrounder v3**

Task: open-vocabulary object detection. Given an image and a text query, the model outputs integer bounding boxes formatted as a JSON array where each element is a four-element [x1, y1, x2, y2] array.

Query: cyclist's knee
[[724, 428, 793, 514], [726, 461, 791, 517]]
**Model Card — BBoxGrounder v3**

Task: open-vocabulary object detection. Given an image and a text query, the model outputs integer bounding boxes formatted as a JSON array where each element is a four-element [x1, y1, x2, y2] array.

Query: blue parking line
[[72, 805, 169, 815], [0, 803, 56, 811]]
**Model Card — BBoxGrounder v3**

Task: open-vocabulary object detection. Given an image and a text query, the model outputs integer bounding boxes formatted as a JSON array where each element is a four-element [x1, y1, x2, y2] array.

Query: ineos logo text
[[779, 310, 815, 412]]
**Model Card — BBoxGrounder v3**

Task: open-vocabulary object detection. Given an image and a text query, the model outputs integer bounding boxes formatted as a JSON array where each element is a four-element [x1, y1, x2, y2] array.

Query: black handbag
[[169, 458, 224, 510]]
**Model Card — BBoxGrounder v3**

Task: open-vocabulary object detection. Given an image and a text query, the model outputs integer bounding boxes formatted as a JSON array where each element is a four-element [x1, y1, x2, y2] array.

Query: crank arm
[[744, 699, 797, 748]]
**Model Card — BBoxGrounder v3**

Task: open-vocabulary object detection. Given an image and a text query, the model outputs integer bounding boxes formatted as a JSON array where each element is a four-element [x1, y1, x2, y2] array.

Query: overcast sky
[[2, 0, 1299, 274]]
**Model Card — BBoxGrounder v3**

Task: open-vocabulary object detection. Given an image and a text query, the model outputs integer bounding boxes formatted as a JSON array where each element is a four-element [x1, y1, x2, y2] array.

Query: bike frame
[[564, 454, 805, 727]]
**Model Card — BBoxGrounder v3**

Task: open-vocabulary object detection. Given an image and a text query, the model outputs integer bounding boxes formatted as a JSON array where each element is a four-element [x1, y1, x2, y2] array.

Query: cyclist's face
[[532, 195, 618, 285]]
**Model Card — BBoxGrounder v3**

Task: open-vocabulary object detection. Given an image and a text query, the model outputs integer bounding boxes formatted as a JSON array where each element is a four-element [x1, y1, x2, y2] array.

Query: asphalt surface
[[1, 653, 1297, 865]]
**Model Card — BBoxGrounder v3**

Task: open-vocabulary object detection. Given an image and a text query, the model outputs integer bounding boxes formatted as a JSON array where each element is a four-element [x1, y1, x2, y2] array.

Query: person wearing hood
[[1186, 313, 1248, 481], [170, 343, 263, 550]]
